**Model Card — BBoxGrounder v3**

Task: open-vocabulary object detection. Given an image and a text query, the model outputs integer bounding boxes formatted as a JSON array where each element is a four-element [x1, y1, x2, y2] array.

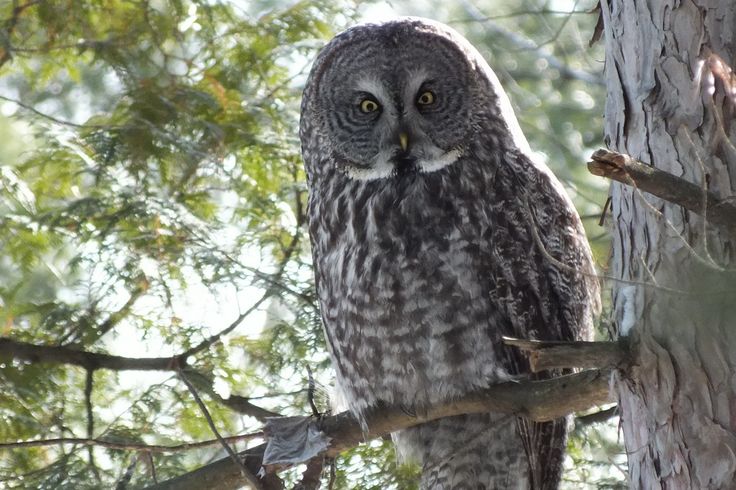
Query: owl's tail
[[393, 413, 566, 490]]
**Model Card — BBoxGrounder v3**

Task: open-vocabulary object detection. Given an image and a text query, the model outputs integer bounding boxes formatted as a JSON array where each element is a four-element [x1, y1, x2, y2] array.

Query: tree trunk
[[601, 1, 736, 488]]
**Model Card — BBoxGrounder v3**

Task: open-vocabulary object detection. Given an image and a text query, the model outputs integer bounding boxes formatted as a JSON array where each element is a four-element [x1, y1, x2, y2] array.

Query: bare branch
[[588, 148, 736, 231], [0, 337, 181, 371], [575, 406, 618, 427], [0, 432, 262, 453], [182, 369, 281, 421], [502, 337, 628, 372], [147, 368, 615, 490], [322, 369, 613, 454], [0, 337, 278, 421]]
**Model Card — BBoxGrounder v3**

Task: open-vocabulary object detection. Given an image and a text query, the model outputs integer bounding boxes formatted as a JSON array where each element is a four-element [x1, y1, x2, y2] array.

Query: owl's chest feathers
[[312, 168, 513, 409], [316, 169, 489, 298]]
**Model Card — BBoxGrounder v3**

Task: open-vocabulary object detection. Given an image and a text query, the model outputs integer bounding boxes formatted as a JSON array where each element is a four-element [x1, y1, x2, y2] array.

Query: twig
[[178, 292, 271, 360], [306, 365, 319, 417], [575, 406, 618, 427], [0, 93, 105, 128], [502, 337, 628, 372], [588, 148, 736, 231], [178, 370, 264, 490], [84, 369, 101, 483], [458, 0, 604, 85], [115, 455, 138, 490], [0, 432, 263, 452], [292, 457, 324, 490]]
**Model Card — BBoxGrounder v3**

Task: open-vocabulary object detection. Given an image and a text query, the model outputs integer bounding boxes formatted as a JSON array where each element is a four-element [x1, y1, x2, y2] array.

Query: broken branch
[[587, 148, 736, 231], [502, 337, 628, 372]]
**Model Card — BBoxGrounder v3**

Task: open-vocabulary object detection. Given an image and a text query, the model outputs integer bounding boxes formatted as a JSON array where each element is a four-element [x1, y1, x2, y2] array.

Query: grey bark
[[601, 1, 736, 488]]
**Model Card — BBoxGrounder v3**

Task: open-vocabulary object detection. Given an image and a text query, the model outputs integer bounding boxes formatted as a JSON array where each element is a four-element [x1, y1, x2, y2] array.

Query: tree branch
[[0, 337, 277, 421], [0, 432, 262, 452], [587, 148, 736, 231], [147, 368, 615, 490], [575, 406, 618, 427], [178, 370, 264, 490], [502, 337, 628, 372], [0, 337, 181, 371]]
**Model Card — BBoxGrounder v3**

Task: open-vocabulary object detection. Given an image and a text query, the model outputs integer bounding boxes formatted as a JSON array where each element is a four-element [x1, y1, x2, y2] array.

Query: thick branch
[[0, 337, 277, 421], [502, 337, 628, 372], [588, 148, 736, 231], [0, 337, 180, 371], [147, 369, 614, 490]]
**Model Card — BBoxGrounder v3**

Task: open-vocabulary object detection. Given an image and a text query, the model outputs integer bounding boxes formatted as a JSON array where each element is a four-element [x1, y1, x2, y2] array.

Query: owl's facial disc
[[336, 76, 465, 181], [319, 42, 472, 182]]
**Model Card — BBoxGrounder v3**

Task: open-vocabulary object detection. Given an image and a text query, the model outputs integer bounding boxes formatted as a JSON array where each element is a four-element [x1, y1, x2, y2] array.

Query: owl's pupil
[[360, 99, 379, 113], [417, 91, 435, 105]]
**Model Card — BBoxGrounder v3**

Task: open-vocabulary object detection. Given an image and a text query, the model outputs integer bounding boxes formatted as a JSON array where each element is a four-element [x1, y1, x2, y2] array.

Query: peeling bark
[[601, 1, 736, 488]]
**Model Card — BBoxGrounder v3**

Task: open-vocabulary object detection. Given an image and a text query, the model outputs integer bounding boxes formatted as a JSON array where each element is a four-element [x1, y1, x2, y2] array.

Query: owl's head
[[301, 18, 529, 182]]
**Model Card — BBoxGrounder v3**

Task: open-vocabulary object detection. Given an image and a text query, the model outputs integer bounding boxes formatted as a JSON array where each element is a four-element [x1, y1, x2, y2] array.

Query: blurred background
[[0, 0, 623, 488]]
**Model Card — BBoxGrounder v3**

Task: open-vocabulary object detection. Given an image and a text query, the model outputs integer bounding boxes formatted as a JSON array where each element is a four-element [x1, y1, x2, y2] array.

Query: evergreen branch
[[0, 0, 42, 68], [588, 148, 736, 231]]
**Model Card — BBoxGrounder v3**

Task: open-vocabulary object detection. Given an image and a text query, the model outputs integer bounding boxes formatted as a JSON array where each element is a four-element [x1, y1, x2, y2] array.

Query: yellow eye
[[417, 91, 435, 105], [359, 99, 379, 113]]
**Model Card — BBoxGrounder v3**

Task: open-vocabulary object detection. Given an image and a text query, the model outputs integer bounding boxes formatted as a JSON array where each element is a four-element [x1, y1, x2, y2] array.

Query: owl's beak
[[398, 132, 409, 152]]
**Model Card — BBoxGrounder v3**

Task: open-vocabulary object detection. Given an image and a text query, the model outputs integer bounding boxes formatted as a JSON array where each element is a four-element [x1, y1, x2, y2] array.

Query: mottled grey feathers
[[301, 17, 599, 490]]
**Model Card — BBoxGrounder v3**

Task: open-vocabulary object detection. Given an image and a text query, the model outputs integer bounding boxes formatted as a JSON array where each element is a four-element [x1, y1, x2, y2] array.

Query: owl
[[300, 18, 599, 490]]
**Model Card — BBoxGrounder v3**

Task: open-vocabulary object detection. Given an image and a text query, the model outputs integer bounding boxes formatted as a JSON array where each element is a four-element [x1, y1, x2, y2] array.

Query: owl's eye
[[359, 98, 380, 113], [416, 91, 435, 106]]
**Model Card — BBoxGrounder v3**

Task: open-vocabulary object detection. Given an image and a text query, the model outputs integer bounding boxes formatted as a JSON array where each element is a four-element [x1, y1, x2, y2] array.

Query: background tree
[[0, 0, 622, 488], [598, 0, 736, 487]]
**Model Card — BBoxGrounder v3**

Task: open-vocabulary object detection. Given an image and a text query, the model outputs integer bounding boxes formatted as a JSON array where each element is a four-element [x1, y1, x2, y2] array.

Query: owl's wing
[[487, 151, 597, 366], [486, 150, 599, 489]]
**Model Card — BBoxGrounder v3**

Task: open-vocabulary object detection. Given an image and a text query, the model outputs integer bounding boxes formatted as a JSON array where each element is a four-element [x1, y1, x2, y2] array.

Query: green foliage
[[0, 0, 621, 488]]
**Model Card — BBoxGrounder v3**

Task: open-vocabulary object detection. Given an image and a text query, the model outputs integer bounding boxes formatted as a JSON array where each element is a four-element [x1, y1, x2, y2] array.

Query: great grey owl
[[300, 18, 599, 489]]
